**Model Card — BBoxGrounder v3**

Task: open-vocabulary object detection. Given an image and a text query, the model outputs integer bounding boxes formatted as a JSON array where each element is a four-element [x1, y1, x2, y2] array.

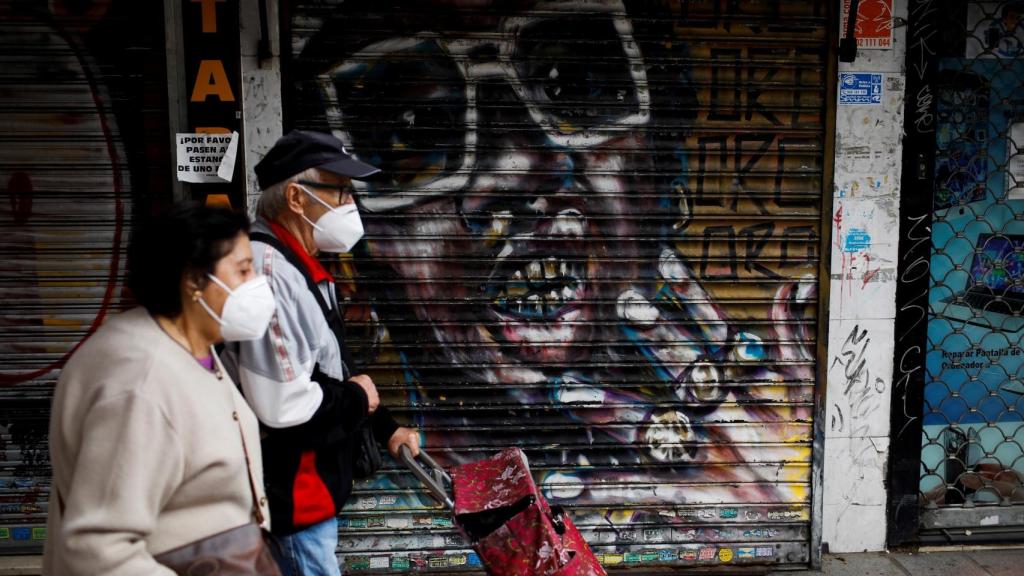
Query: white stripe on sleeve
[[238, 362, 324, 428]]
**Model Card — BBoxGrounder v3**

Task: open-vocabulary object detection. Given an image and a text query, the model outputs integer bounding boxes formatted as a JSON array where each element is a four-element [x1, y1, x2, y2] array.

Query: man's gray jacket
[[221, 218, 398, 534]]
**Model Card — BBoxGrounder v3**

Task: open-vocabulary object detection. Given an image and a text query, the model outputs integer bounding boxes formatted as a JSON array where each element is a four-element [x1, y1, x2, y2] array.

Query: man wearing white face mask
[[220, 130, 421, 576]]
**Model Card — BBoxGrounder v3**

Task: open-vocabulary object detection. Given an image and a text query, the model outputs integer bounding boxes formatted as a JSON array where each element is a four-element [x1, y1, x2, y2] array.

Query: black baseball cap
[[254, 130, 380, 190]]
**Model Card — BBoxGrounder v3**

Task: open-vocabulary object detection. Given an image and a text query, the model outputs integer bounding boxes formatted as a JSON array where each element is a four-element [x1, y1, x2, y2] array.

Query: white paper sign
[[176, 132, 239, 183]]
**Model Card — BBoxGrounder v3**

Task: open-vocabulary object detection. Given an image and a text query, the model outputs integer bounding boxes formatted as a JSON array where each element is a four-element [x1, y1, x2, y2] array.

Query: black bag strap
[[250, 231, 357, 372]]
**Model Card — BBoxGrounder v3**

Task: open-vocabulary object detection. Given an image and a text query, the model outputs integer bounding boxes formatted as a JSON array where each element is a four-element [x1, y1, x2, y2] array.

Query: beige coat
[[43, 307, 269, 576]]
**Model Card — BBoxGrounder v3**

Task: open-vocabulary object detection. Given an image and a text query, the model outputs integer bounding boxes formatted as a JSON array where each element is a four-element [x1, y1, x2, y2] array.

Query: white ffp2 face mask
[[198, 274, 277, 341], [299, 185, 364, 253]]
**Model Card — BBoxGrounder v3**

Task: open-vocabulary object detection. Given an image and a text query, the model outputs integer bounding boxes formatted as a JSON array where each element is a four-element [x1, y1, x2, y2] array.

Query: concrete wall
[[821, 0, 908, 553], [239, 0, 283, 216]]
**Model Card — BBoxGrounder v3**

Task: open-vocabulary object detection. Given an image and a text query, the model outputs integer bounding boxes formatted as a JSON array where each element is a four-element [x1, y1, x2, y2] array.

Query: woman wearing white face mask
[[44, 204, 281, 575]]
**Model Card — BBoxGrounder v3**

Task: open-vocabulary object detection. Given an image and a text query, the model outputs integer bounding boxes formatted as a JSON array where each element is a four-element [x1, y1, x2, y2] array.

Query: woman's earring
[[192, 290, 202, 303]]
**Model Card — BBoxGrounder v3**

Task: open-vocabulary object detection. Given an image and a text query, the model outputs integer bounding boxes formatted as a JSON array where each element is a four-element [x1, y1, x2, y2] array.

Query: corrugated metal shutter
[[0, 2, 166, 551], [285, 0, 831, 571]]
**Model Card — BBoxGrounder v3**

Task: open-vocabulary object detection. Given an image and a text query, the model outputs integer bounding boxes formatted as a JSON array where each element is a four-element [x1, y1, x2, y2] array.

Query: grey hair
[[257, 167, 321, 220]]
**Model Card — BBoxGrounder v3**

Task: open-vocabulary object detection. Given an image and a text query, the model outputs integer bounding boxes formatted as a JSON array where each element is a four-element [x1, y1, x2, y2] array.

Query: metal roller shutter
[[0, 1, 167, 552], [285, 0, 833, 571], [889, 0, 1024, 544]]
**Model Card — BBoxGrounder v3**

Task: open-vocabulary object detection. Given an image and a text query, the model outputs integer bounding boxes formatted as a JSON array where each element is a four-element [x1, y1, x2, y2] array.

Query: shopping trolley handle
[[399, 445, 454, 510]]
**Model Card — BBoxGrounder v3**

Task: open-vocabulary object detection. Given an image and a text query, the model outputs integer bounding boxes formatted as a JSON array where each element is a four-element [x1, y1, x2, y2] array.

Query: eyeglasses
[[317, 0, 650, 213], [295, 180, 355, 205]]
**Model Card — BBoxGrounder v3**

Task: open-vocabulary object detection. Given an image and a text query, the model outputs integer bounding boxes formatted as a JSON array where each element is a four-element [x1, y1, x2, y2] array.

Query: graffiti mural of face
[[324, 1, 656, 380], [315, 0, 814, 504]]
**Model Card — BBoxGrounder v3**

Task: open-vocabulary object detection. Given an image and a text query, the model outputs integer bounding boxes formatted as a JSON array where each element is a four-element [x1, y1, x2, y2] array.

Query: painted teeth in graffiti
[[483, 210, 589, 324]]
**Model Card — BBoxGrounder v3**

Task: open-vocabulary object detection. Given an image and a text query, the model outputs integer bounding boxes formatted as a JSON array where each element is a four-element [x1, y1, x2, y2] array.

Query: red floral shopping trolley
[[400, 447, 607, 576]]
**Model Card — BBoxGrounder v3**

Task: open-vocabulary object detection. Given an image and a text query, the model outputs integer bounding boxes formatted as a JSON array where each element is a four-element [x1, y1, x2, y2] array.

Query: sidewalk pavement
[[0, 556, 36, 576], [771, 547, 1024, 576], [0, 547, 1021, 574]]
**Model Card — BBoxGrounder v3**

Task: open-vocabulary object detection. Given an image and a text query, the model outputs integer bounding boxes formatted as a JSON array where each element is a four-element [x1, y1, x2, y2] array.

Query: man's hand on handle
[[388, 427, 420, 459]]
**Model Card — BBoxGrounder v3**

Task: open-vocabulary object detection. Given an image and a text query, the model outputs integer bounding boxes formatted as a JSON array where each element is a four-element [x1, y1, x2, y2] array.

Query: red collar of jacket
[[266, 220, 332, 284]]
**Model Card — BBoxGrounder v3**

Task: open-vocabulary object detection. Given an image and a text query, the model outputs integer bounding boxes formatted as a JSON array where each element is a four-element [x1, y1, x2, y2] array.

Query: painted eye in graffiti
[[323, 39, 469, 196], [514, 17, 641, 128]]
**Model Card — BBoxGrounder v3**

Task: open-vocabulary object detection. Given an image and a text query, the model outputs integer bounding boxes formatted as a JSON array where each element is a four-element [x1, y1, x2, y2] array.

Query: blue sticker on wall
[[844, 228, 872, 252], [839, 73, 883, 105]]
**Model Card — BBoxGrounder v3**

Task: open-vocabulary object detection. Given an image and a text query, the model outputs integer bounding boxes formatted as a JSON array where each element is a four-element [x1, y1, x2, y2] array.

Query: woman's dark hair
[[127, 203, 250, 317]]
